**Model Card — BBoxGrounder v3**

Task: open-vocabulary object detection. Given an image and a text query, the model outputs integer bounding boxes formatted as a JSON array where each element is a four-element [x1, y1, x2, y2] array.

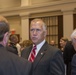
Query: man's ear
[[4, 32, 9, 38], [44, 30, 47, 37], [2, 32, 9, 47], [3, 32, 9, 41], [74, 36, 76, 40]]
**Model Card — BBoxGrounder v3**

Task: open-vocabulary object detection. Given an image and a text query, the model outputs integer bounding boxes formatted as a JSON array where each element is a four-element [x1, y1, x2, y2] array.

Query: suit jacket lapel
[[33, 42, 48, 69], [0, 44, 4, 47], [26, 46, 33, 59]]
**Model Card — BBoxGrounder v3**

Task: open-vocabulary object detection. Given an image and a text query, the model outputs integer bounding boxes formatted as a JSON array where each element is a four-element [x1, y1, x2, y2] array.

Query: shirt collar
[[37, 40, 45, 50]]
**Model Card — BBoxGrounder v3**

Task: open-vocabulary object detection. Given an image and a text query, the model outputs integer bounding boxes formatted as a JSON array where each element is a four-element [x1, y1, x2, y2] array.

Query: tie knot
[[28, 45, 37, 62], [33, 45, 37, 50]]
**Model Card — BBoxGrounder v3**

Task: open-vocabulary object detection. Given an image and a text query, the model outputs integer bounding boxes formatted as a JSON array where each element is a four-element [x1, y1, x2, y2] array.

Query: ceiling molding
[[0, 0, 76, 16]]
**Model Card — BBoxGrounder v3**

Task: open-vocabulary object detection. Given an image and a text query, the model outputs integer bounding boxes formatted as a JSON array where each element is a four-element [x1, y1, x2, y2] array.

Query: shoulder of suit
[[47, 44, 60, 53]]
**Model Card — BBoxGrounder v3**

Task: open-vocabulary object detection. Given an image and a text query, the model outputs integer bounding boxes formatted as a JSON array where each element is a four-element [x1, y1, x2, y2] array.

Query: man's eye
[[36, 29, 41, 31], [30, 29, 41, 32], [30, 29, 34, 31]]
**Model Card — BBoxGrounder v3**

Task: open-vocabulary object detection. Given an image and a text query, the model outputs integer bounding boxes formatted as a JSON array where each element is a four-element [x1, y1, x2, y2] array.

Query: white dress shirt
[[35, 40, 45, 56]]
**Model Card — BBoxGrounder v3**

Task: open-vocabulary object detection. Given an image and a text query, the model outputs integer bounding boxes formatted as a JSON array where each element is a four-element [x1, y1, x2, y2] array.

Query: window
[[29, 15, 63, 47]]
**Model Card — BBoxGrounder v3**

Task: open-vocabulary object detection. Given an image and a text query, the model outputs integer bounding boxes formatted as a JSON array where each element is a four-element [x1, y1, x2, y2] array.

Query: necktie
[[28, 45, 37, 62]]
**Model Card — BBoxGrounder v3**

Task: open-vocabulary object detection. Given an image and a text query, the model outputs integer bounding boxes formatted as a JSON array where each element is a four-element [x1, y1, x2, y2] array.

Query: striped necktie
[[28, 45, 37, 62]]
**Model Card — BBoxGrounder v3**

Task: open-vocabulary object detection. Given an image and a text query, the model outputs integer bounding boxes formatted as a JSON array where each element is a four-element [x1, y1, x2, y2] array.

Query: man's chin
[[32, 40, 37, 44]]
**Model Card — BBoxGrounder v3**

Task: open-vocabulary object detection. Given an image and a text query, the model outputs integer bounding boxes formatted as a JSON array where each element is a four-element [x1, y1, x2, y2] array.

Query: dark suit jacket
[[63, 41, 76, 65], [8, 42, 18, 55], [63, 41, 76, 75], [0, 44, 32, 75], [21, 41, 65, 75], [71, 54, 76, 75], [6, 46, 18, 55]]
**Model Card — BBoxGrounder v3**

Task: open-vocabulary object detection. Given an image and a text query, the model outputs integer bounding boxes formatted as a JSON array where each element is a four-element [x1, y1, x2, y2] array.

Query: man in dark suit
[[63, 41, 76, 75], [21, 18, 65, 75], [0, 16, 32, 75], [70, 29, 76, 75]]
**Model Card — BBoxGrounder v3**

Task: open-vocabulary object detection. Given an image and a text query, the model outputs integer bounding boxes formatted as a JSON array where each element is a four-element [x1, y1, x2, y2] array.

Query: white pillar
[[21, 0, 30, 6], [63, 10, 74, 40], [20, 14, 30, 41]]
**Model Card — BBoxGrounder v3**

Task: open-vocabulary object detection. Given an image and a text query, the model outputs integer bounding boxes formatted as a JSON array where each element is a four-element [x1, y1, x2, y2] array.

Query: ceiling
[[0, 0, 65, 9], [0, 0, 21, 9]]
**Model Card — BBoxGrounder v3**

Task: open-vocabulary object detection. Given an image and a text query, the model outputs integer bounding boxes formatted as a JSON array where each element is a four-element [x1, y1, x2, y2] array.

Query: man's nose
[[33, 30, 37, 34]]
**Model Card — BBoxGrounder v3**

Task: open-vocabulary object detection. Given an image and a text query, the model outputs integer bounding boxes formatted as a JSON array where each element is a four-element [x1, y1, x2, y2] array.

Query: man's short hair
[[0, 16, 9, 41]]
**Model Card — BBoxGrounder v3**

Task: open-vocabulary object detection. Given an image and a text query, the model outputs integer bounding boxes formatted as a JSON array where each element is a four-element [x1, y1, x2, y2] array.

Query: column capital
[[21, 0, 30, 6], [19, 12, 30, 19], [61, 8, 74, 15]]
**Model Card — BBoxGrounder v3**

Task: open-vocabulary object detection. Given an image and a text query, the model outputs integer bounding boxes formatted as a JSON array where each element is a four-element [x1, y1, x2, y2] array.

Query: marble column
[[62, 9, 74, 40], [20, 13, 30, 41], [21, 0, 30, 6]]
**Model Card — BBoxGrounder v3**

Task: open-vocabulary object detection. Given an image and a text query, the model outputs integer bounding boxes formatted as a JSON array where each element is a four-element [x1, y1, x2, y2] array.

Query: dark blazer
[[63, 41, 76, 75], [21, 41, 65, 75], [0, 44, 32, 75], [71, 54, 76, 75], [63, 41, 76, 65], [8, 42, 18, 55], [6, 46, 18, 55]]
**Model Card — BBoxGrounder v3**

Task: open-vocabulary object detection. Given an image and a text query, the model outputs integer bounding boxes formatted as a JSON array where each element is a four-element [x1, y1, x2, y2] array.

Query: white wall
[[31, 0, 60, 4], [0, 0, 21, 9], [6, 16, 21, 36]]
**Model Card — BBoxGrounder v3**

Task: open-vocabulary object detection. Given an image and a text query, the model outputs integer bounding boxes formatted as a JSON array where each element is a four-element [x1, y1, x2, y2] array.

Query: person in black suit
[[21, 18, 65, 75], [63, 41, 76, 75], [70, 29, 76, 75], [0, 15, 32, 75]]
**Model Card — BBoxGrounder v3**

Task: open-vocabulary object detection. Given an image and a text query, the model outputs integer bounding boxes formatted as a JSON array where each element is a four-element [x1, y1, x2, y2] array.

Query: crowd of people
[[0, 15, 76, 75]]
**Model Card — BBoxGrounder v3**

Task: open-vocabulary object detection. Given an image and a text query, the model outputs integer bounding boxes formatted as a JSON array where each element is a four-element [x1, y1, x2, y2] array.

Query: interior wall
[[6, 16, 21, 36], [0, 0, 21, 9], [31, 0, 60, 5], [0, 0, 75, 41]]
